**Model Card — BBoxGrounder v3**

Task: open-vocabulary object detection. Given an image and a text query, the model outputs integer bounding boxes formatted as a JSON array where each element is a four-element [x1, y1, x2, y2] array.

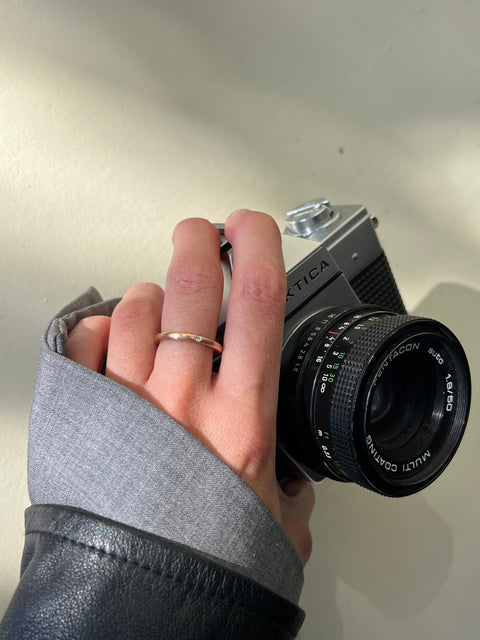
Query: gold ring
[[154, 332, 223, 355]]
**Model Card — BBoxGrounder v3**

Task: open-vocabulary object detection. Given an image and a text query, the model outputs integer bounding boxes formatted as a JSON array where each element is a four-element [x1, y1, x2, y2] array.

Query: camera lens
[[278, 307, 471, 496], [367, 349, 436, 458]]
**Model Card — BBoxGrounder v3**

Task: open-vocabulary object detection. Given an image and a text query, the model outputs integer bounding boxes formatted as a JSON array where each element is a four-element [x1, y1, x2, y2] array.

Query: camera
[[216, 199, 471, 497]]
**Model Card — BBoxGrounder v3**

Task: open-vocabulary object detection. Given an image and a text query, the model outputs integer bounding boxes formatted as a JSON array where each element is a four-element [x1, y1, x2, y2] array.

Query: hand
[[68, 209, 315, 565]]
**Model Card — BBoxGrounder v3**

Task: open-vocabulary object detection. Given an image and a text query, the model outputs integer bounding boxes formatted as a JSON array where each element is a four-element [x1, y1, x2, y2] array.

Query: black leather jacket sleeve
[[0, 505, 305, 640]]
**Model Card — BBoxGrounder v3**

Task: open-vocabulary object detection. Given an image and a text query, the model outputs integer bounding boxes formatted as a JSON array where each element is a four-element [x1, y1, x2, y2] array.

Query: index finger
[[218, 210, 286, 413]]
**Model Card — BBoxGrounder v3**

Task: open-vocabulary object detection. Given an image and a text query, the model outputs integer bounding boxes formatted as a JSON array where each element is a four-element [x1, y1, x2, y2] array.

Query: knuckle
[[241, 267, 286, 311], [168, 259, 221, 297], [229, 393, 277, 470], [244, 437, 274, 473], [229, 431, 275, 483], [72, 314, 110, 336], [112, 296, 160, 327]]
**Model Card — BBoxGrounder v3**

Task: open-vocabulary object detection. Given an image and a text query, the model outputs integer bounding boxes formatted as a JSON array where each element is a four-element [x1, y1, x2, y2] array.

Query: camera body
[[281, 198, 405, 335], [219, 198, 404, 332], [217, 199, 470, 496]]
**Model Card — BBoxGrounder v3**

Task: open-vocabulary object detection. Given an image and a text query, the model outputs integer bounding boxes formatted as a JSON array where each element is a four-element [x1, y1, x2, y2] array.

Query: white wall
[[1, 2, 479, 637]]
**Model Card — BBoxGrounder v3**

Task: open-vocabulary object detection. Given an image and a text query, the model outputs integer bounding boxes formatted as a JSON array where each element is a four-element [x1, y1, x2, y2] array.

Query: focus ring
[[326, 314, 420, 491]]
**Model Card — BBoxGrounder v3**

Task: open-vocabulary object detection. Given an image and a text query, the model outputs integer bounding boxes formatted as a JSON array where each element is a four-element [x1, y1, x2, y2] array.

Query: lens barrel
[[279, 307, 471, 497]]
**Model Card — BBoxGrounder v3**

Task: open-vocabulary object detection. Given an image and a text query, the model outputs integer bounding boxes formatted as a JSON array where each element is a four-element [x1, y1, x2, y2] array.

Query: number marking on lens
[[446, 373, 455, 412]]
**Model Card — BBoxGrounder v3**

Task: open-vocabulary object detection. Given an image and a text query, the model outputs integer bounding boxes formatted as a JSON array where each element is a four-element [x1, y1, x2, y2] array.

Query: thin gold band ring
[[154, 331, 223, 355]]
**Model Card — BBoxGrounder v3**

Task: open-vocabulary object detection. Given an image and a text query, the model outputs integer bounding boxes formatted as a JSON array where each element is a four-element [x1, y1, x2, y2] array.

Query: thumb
[[278, 479, 316, 566]]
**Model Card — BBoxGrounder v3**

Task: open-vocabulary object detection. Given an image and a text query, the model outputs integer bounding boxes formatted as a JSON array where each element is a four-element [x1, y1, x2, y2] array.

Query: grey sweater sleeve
[[27, 287, 304, 605]]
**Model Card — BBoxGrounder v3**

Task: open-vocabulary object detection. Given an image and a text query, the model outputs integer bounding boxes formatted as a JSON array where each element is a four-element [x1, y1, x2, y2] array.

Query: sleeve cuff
[[28, 288, 304, 604]]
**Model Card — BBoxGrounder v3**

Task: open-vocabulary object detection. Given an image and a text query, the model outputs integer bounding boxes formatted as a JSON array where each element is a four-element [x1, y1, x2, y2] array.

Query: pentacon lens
[[279, 307, 471, 497]]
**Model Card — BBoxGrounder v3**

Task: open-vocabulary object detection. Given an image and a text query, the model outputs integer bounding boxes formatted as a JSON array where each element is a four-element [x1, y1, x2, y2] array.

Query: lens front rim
[[307, 312, 471, 497], [353, 327, 471, 496]]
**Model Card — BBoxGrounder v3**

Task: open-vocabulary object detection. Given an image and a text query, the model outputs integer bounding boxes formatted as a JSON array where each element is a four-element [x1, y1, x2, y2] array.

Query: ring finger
[[152, 218, 223, 391]]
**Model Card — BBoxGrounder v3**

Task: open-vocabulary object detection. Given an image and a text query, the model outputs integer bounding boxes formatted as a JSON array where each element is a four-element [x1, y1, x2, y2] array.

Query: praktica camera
[[217, 199, 471, 497]]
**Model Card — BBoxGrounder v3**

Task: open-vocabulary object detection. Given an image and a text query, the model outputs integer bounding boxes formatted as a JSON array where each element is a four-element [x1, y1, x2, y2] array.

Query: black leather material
[[0, 505, 305, 639]]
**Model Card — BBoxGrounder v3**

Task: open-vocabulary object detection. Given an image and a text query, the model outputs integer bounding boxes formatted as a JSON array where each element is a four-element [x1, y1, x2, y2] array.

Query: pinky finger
[[68, 315, 111, 372]]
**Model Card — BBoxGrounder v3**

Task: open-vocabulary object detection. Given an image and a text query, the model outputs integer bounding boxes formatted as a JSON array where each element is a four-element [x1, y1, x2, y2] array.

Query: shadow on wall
[[8, 0, 480, 253], [299, 282, 479, 639]]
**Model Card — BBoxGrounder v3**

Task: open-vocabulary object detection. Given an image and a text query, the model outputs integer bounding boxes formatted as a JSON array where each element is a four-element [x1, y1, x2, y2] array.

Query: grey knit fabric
[[28, 288, 304, 604]]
